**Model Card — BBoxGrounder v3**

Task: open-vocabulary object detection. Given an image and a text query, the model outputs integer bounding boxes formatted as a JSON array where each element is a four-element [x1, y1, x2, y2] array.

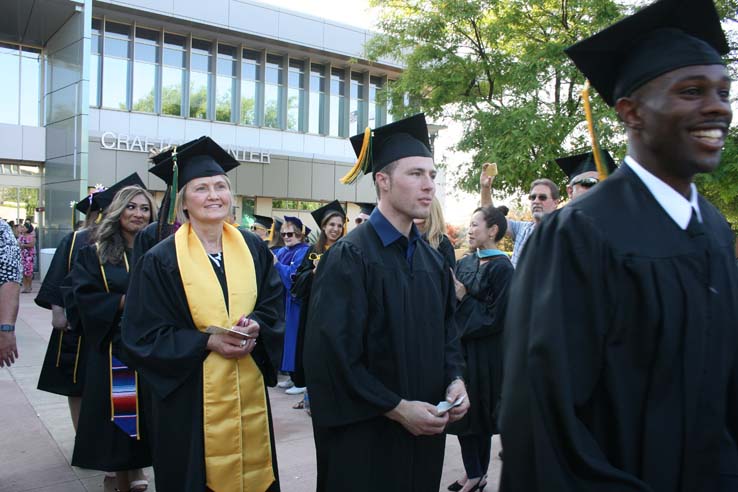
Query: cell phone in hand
[[436, 395, 466, 415]]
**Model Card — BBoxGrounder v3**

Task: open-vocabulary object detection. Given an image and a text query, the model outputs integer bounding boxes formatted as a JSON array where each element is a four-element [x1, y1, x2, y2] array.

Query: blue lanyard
[[476, 248, 507, 259]]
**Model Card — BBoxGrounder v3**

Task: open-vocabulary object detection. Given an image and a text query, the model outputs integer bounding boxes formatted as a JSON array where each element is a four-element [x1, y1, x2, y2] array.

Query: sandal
[[292, 400, 305, 410]]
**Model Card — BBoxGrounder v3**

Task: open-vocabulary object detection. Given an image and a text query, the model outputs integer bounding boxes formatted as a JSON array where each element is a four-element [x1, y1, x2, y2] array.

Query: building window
[[0, 43, 41, 126], [350, 72, 366, 135], [240, 49, 261, 126], [386, 80, 395, 123], [102, 21, 131, 110], [287, 59, 305, 132], [329, 67, 346, 137], [308, 64, 326, 135], [162, 33, 185, 116], [90, 19, 102, 107], [132, 27, 159, 113], [189, 38, 212, 119], [241, 197, 255, 226], [264, 54, 284, 129], [368, 76, 384, 129], [216, 43, 237, 122]]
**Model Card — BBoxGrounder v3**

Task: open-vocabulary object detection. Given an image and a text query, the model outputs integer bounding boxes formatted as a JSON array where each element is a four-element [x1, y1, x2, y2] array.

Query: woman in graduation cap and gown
[[122, 138, 284, 492], [290, 200, 347, 410], [66, 182, 155, 491], [273, 216, 311, 392], [34, 189, 103, 426], [446, 205, 513, 492]]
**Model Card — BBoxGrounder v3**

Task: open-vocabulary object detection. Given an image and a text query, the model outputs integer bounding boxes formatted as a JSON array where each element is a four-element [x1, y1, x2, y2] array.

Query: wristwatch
[[0, 324, 15, 332]]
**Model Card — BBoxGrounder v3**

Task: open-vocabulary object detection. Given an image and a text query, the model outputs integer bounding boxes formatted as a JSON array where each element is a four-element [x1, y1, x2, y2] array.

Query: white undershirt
[[624, 156, 702, 230]]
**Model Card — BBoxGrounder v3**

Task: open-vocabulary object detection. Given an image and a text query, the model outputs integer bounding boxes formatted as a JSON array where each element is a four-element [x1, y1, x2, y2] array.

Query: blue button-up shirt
[[368, 208, 421, 265]]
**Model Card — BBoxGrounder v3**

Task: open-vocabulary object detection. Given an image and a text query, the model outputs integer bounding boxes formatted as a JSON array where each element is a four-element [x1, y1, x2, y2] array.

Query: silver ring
[[240, 339, 247, 347]]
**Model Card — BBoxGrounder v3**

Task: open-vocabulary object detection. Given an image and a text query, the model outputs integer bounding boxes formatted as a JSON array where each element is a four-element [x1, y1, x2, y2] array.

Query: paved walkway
[[0, 282, 502, 492]]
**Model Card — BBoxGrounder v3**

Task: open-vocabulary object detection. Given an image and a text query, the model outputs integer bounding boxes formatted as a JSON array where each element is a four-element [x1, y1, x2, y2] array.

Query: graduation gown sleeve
[[34, 232, 74, 309], [66, 245, 125, 352], [290, 246, 316, 299], [305, 242, 403, 424], [131, 221, 159, 267], [455, 256, 513, 340], [499, 208, 650, 491]]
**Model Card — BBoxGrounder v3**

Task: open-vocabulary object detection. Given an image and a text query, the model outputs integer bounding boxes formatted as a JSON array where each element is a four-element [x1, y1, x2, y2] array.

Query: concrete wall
[[42, 0, 92, 248], [0, 125, 46, 162]]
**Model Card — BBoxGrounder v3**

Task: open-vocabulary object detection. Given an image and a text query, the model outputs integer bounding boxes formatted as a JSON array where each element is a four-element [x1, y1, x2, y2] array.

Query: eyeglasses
[[281, 232, 294, 238], [571, 177, 599, 189], [250, 225, 266, 231], [354, 218, 365, 225], [308, 252, 323, 261], [529, 193, 550, 202]]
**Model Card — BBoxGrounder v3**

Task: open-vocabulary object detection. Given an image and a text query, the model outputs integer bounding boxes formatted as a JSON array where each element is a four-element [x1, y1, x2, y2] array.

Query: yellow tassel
[[267, 223, 274, 243], [341, 127, 372, 184], [95, 212, 102, 224], [582, 81, 608, 182]]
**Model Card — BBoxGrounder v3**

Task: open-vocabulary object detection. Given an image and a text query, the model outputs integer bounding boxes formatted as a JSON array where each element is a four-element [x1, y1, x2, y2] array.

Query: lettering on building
[[100, 131, 271, 164]]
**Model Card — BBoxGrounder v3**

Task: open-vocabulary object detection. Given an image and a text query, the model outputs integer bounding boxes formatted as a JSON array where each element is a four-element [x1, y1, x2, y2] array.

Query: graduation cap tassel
[[167, 146, 179, 224], [341, 127, 372, 185], [581, 81, 609, 182], [267, 223, 274, 243]]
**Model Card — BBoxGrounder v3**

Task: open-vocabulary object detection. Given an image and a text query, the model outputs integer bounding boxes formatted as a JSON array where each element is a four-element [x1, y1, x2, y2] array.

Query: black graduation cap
[[357, 202, 376, 216], [283, 216, 311, 237], [252, 214, 274, 230], [89, 173, 146, 212], [149, 136, 239, 189], [342, 113, 433, 184], [556, 150, 617, 182], [565, 0, 729, 107], [74, 184, 107, 214], [311, 200, 346, 228]]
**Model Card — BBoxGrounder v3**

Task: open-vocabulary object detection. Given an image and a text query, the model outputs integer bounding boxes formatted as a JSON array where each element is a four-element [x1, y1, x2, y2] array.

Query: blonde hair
[[95, 186, 157, 264], [423, 196, 447, 250], [174, 174, 234, 224]]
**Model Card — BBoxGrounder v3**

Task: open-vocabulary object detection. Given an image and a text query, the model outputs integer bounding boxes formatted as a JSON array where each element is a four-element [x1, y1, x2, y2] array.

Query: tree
[[367, 0, 738, 225]]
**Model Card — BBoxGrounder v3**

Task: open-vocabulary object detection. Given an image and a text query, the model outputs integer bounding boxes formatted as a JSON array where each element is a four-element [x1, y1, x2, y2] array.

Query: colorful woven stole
[[175, 222, 274, 492], [98, 249, 140, 439]]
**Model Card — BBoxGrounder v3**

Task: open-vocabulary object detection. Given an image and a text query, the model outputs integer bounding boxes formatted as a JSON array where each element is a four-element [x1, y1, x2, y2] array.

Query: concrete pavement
[[0, 282, 501, 491]]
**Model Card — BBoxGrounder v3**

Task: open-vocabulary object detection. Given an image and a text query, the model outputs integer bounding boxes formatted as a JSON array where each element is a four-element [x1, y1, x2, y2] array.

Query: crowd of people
[[1, 0, 737, 490]]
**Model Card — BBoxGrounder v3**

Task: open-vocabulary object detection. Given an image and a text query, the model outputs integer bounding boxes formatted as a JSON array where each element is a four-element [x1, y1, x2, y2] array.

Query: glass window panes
[[90, 19, 102, 107], [240, 50, 261, 125], [350, 72, 366, 135], [309, 64, 325, 134], [264, 54, 283, 128], [189, 39, 212, 119], [329, 67, 346, 137], [132, 27, 159, 113], [368, 76, 383, 128], [0, 43, 20, 125], [216, 44, 236, 122], [102, 21, 131, 110], [287, 59, 304, 131], [20, 47, 41, 126], [161, 33, 185, 116]]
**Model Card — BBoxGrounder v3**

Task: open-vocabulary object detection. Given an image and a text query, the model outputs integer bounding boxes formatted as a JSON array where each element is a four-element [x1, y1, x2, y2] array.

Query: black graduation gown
[[35, 229, 91, 396], [121, 230, 284, 492], [437, 233, 457, 269], [290, 245, 318, 388], [499, 165, 738, 492], [67, 245, 152, 471], [304, 222, 464, 492], [447, 253, 513, 437]]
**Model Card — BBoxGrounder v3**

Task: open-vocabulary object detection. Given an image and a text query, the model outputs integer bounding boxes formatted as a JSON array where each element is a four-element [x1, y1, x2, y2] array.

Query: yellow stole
[[175, 222, 274, 492]]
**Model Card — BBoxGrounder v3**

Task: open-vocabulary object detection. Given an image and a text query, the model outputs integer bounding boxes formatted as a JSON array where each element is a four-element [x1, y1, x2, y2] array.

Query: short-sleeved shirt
[[509, 220, 536, 268], [0, 220, 22, 284]]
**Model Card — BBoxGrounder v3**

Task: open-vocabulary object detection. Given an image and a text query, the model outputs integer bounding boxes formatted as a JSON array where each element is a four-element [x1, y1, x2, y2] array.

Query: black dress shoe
[[447, 481, 463, 491]]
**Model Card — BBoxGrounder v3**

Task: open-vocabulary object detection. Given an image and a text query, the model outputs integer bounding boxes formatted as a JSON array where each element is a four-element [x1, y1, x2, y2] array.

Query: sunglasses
[[281, 232, 295, 238], [571, 177, 599, 189], [250, 225, 266, 231], [529, 193, 550, 202]]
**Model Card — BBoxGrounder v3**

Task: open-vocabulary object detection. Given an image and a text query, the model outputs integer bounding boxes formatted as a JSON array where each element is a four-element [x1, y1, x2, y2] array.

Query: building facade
[[0, 0, 444, 248]]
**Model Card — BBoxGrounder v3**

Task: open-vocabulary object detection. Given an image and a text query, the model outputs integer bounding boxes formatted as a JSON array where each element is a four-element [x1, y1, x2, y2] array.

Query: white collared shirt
[[624, 156, 702, 230]]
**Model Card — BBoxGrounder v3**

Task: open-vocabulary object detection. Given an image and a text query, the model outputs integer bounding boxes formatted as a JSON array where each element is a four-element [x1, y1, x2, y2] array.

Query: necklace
[[207, 251, 223, 269]]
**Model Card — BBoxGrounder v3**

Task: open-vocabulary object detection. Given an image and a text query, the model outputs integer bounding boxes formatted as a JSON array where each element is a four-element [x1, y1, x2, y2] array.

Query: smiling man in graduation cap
[[499, 0, 738, 491], [555, 150, 617, 200], [303, 114, 468, 492], [122, 136, 284, 492]]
